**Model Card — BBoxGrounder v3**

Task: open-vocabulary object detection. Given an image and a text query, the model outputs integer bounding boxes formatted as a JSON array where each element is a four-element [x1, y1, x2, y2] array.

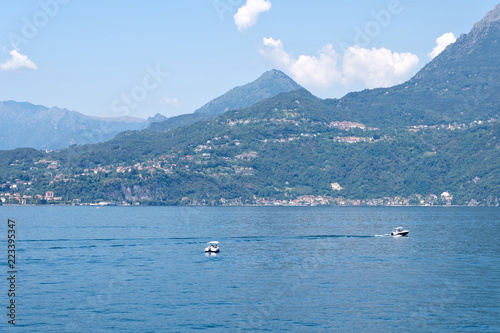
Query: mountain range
[[1, 4, 499, 206], [0, 101, 148, 150], [0, 70, 303, 150]]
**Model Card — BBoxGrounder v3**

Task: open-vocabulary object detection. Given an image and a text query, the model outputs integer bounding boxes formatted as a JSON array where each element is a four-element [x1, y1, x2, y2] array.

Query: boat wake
[[232, 235, 378, 241], [299, 234, 375, 239]]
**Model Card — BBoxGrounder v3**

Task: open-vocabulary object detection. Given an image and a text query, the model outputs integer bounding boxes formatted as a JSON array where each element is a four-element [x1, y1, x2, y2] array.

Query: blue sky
[[0, 0, 498, 119]]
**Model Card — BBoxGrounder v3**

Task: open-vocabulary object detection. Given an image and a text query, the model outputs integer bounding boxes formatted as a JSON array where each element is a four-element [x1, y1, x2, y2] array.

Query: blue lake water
[[0, 206, 499, 332]]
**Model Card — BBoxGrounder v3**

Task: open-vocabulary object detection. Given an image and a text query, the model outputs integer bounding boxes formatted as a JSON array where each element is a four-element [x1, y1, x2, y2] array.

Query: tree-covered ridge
[[1, 98, 498, 206]]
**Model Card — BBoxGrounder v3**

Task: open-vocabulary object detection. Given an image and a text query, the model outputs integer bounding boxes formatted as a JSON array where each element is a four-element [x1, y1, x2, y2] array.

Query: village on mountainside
[[2, 115, 497, 206]]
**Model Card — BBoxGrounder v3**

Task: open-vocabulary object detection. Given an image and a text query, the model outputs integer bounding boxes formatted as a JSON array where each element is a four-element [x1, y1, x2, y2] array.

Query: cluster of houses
[[333, 136, 373, 143], [252, 192, 455, 207], [408, 119, 496, 133], [328, 121, 378, 131], [1, 186, 62, 204]]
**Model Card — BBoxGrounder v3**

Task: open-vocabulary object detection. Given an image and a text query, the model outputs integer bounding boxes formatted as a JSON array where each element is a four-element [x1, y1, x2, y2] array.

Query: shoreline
[[1, 203, 495, 208]]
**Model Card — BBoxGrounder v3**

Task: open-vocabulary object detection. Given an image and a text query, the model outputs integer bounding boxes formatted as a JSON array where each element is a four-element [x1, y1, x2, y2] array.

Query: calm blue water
[[0, 206, 499, 332]]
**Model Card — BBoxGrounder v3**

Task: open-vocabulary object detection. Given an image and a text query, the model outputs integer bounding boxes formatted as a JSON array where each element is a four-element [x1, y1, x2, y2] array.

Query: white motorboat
[[391, 227, 409, 237], [204, 241, 220, 253]]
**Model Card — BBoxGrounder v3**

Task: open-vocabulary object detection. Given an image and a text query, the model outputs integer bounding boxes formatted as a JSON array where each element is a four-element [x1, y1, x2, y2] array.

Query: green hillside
[[1, 94, 498, 205]]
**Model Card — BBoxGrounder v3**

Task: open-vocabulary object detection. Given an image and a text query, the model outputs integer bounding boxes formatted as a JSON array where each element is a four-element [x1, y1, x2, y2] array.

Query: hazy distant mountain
[[0, 101, 147, 150], [142, 113, 168, 129], [148, 69, 303, 131]]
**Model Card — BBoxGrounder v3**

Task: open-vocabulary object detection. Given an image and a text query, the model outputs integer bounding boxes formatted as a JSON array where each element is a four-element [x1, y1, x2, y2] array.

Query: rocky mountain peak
[[142, 113, 168, 129], [472, 3, 500, 31], [462, 3, 500, 50], [193, 69, 302, 116]]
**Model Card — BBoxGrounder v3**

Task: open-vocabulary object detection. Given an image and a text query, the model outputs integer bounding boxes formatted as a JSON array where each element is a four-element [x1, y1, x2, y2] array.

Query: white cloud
[[428, 32, 456, 59], [0, 49, 38, 71], [260, 37, 419, 90], [161, 97, 180, 107], [343, 46, 420, 88], [234, 0, 271, 31], [260, 38, 341, 87], [260, 37, 290, 65]]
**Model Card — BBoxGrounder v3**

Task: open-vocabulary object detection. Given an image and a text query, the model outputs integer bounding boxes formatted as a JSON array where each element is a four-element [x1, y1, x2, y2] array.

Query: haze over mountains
[[0, 101, 147, 150], [0, 70, 303, 150], [1, 4, 499, 206]]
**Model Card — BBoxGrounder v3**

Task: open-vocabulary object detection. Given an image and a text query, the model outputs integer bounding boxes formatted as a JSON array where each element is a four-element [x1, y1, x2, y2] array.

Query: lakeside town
[[1, 116, 497, 207], [1, 184, 462, 206]]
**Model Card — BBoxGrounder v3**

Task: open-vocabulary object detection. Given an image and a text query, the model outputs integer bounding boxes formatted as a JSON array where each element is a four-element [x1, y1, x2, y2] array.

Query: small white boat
[[204, 241, 220, 253], [391, 227, 409, 237]]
